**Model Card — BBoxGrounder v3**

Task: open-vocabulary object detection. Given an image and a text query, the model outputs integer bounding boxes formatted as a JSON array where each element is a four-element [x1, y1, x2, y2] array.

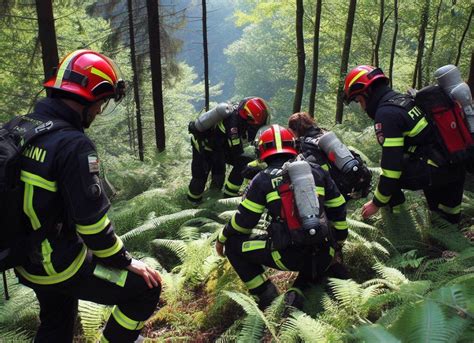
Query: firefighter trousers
[[21, 262, 161, 343], [388, 158, 465, 223], [224, 234, 346, 297]]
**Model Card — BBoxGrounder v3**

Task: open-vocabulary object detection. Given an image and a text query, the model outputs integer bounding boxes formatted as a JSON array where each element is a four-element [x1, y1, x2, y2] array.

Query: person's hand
[[361, 200, 380, 219], [215, 241, 225, 257], [126, 258, 161, 289]]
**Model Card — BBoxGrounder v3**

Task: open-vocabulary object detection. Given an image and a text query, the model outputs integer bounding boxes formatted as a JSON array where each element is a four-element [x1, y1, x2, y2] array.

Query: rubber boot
[[252, 281, 279, 310]]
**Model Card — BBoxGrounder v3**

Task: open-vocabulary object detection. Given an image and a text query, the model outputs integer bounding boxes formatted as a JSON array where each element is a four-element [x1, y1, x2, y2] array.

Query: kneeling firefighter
[[288, 112, 372, 200], [215, 124, 349, 310], [187, 97, 270, 202]]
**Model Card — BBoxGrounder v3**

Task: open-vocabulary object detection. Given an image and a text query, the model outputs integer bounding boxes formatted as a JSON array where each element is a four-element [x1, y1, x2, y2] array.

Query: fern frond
[[223, 291, 279, 342], [353, 324, 401, 343], [150, 238, 187, 271], [280, 310, 343, 342], [237, 314, 265, 343], [218, 210, 237, 222], [373, 262, 408, 286], [78, 300, 111, 342], [327, 278, 363, 314]]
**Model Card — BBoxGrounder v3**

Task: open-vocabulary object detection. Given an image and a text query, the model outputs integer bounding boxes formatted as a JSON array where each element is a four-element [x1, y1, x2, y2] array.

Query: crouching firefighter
[[187, 97, 269, 202], [215, 125, 349, 310], [288, 112, 372, 200], [2, 50, 161, 342]]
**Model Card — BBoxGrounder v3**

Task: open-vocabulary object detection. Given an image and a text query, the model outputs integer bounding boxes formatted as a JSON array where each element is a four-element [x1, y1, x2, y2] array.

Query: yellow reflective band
[[218, 121, 225, 133], [242, 240, 266, 252], [223, 188, 239, 196], [187, 189, 203, 199], [329, 247, 335, 257], [403, 118, 428, 137], [231, 214, 252, 234], [271, 251, 288, 271], [438, 204, 461, 215], [54, 50, 85, 88], [231, 138, 240, 146], [91, 236, 124, 258], [111, 306, 145, 331], [374, 187, 391, 204], [191, 136, 200, 152], [321, 164, 330, 171], [76, 215, 111, 235], [90, 67, 113, 84], [274, 124, 282, 151], [24, 183, 41, 230], [383, 137, 404, 147], [15, 244, 87, 285], [332, 221, 348, 230], [225, 180, 241, 191], [381, 168, 402, 179], [241, 198, 265, 213], [348, 70, 368, 88], [427, 159, 439, 167], [245, 273, 267, 290], [324, 195, 346, 208], [218, 230, 227, 243], [266, 191, 280, 203], [316, 186, 325, 196], [21, 170, 57, 192], [392, 205, 402, 213], [41, 239, 56, 276]]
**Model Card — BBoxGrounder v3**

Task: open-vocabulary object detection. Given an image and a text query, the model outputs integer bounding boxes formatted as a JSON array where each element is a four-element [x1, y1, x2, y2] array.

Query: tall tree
[[35, 0, 58, 80], [147, 0, 166, 152], [373, 0, 384, 67], [425, 0, 442, 82], [388, 0, 398, 86], [412, 0, 430, 89], [308, 0, 322, 117], [455, 7, 473, 66], [293, 0, 305, 114], [128, 0, 144, 161], [335, 0, 357, 124], [202, 0, 209, 111], [468, 51, 474, 95]]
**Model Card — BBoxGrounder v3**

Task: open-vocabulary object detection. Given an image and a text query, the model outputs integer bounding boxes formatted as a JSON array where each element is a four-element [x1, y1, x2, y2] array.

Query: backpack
[[265, 165, 332, 251], [0, 115, 70, 272], [389, 85, 473, 164]]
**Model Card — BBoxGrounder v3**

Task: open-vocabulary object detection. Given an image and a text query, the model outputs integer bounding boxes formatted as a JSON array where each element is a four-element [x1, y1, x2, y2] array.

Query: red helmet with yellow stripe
[[257, 124, 297, 161], [343, 65, 388, 104], [238, 97, 270, 126], [44, 49, 125, 104]]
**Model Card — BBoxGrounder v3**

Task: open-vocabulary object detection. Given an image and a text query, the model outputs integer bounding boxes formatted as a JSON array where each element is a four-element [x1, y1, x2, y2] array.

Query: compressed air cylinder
[[318, 131, 359, 174], [194, 103, 233, 132], [287, 161, 320, 234], [435, 65, 474, 133]]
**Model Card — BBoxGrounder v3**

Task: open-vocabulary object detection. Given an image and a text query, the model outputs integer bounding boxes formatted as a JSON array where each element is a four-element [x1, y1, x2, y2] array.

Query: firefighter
[[288, 112, 372, 200], [343, 65, 466, 223], [187, 97, 269, 202], [15, 50, 161, 342], [215, 125, 348, 310]]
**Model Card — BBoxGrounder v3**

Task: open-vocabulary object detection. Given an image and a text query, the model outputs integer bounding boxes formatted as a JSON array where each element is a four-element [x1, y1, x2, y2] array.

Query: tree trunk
[[128, 0, 144, 161], [426, 0, 442, 82], [373, 0, 384, 67], [35, 0, 58, 80], [412, 0, 430, 89], [388, 0, 398, 87], [308, 0, 322, 118], [293, 0, 306, 114], [202, 0, 209, 111], [335, 0, 357, 124], [468, 50, 474, 95], [147, 0, 166, 152], [455, 7, 473, 66]]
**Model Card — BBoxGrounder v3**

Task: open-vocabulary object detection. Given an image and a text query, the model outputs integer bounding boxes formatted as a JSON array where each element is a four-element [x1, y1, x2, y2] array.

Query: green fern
[[78, 300, 111, 342], [353, 324, 401, 343], [150, 238, 188, 271]]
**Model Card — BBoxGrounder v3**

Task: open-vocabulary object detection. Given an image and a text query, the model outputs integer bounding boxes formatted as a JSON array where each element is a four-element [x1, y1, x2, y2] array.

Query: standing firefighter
[[4, 50, 161, 342], [216, 125, 348, 310], [343, 65, 466, 223], [187, 97, 269, 202], [288, 112, 372, 200]]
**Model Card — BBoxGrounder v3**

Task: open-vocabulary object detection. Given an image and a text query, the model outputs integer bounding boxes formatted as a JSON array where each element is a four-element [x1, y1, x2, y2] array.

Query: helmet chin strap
[[81, 105, 94, 128]]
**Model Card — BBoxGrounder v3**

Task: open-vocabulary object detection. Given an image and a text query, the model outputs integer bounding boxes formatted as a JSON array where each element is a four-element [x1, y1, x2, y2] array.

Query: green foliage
[[77, 301, 111, 342]]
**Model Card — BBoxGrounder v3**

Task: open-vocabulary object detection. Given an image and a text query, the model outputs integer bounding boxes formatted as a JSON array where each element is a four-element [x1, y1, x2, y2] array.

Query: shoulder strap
[[379, 94, 415, 111], [10, 116, 72, 153]]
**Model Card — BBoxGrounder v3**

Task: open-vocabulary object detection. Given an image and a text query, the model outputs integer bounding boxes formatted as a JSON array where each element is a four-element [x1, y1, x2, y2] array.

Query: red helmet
[[343, 65, 388, 104], [238, 97, 270, 126], [44, 49, 125, 104], [257, 124, 297, 161]]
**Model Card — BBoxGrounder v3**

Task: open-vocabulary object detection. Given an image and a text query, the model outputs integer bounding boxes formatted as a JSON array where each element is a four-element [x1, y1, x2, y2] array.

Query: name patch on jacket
[[375, 123, 384, 145]]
